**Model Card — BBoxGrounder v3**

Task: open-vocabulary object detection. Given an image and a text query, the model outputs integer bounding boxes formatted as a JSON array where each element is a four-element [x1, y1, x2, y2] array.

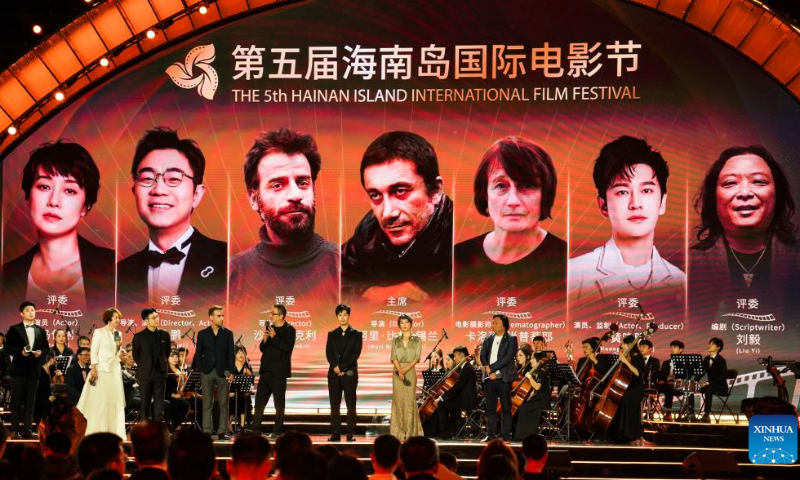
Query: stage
[[9, 413, 799, 479]]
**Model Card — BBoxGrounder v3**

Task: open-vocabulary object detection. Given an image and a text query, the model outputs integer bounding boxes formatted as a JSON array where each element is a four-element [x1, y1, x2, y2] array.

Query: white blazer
[[91, 326, 121, 373], [568, 238, 685, 302]]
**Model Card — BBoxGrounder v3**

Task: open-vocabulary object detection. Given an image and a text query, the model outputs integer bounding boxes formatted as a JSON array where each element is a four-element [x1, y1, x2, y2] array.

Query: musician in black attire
[[514, 351, 551, 441], [606, 335, 647, 445], [65, 347, 91, 406], [250, 303, 296, 437], [326, 304, 362, 441], [480, 314, 519, 441], [576, 337, 612, 377], [657, 340, 694, 421], [132, 308, 171, 421], [430, 346, 478, 440], [699, 337, 728, 423], [5, 301, 50, 438]]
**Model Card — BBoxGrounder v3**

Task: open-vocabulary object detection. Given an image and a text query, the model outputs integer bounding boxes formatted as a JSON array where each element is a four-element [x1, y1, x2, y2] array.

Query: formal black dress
[[606, 353, 646, 443], [513, 367, 551, 441]]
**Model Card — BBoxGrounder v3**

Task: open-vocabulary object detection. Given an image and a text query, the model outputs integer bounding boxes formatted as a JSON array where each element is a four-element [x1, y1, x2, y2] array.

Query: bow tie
[[147, 247, 186, 267], [25, 324, 35, 329], [83, 367, 91, 373]]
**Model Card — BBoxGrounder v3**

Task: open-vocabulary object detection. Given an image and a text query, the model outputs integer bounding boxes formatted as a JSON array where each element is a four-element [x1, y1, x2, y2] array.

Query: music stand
[[672, 354, 703, 421], [597, 353, 619, 366], [182, 371, 202, 430], [55, 356, 72, 374], [548, 363, 579, 441], [230, 374, 254, 433], [422, 370, 445, 392]]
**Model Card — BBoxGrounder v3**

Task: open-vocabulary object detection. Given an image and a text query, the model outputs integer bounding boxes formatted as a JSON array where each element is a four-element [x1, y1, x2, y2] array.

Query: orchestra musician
[[423, 348, 444, 391], [52, 329, 74, 358], [232, 346, 254, 431], [166, 349, 190, 431], [480, 314, 519, 442], [576, 337, 611, 377], [605, 335, 648, 445], [637, 340, 660, 384], [443, 353, 455, 371], [513, 350, 551, 441], [699, 337, 728, 423], [65, 347, 90, 406], [657, 340, 693, 421], [532, 336, 547, 353], [430, 346, 478, 440]]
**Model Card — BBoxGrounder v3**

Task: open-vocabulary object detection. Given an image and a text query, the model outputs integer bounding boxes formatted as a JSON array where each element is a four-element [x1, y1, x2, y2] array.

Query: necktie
[[147, 247, 186, 267]]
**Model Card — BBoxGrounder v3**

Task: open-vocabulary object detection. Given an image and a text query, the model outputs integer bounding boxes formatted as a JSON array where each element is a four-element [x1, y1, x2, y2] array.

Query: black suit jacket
[[192, 326, 235, 377], [5, 322, 50, 378], [117, 229, 226, 307], [480, 333, 519, 383], [1, 236, 115, 318], [442, 362, 478, 411], [326, 326, 362, 378], [65, 362, 88, 406], [702, 354, 728, 393], [132, 328, 171, 381], [643, 356, 660, 381], [259, 322, 296, 378]]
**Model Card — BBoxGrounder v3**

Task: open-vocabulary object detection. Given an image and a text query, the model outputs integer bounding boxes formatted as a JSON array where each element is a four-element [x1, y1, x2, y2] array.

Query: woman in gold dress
[[390, 314, 423, 441]]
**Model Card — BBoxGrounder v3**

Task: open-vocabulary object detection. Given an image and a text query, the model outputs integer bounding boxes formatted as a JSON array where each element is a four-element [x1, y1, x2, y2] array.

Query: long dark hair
[[693, 145, 796, 250]]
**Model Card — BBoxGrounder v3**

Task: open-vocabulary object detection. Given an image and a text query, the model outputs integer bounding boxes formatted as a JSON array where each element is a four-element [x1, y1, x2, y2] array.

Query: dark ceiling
[[1, 0, 799, 75]]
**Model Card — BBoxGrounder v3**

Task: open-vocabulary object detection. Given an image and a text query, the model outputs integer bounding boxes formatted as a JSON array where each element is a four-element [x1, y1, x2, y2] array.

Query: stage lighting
[[99, 57, 109, 67], [146, 29, 156, 39], [8, 126, 18, 136], [54, 92, 65, 102], [33, 25, 43, 34], [199, 5, 208, 15]]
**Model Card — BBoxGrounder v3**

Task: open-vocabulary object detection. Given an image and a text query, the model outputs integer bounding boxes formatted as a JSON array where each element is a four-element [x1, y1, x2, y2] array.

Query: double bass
[[586, 322, 658, 435], [570, 324, 617, 431]]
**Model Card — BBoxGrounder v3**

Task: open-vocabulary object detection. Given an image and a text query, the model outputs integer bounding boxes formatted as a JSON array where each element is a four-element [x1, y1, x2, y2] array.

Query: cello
[[418, 354, 473, 422], [505, 356, 545, 416], [570, 324, 617, 431], [586, 322, 658, 435]]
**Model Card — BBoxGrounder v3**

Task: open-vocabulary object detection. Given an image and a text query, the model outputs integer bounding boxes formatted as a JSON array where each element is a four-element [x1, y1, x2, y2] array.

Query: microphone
[[125, 322, 135, 334], [235, 335, 243, 347], [180, 328, 194, 339], [442, 329, 449, 340]]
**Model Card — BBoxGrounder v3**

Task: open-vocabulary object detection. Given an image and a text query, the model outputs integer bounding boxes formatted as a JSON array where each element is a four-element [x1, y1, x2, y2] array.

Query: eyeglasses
[[134, 169, 195, 188]]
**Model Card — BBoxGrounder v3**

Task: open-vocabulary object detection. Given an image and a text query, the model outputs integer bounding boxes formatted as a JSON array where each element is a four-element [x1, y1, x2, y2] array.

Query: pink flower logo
[[166, 44, 218, 100]]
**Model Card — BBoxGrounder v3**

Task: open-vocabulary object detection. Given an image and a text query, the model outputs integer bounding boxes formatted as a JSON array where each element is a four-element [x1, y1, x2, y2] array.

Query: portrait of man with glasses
[[117, 127, 227, 309]]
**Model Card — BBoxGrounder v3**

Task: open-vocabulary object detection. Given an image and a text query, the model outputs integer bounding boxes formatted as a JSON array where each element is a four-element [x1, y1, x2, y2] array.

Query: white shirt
[[148, 226, 194, 302], [23, 320, 36, 348], [490, 334, 504, 377]]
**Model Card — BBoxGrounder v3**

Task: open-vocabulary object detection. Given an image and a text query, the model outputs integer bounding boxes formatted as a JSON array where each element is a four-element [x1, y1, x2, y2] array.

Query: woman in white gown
[[77, 307, 126, 438]]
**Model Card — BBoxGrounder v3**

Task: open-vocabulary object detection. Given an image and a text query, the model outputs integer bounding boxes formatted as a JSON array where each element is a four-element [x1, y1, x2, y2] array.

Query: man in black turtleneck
[[230, 128, 338, 315], [342, 131, 453, 302]]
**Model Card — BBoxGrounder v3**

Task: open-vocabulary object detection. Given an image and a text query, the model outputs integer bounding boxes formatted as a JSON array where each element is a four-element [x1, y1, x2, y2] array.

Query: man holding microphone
[[250, 303, 296, 437]]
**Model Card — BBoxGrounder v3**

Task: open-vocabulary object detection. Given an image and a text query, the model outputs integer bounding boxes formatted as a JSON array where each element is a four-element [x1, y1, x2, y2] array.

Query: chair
[[709, 369, 739, 424]]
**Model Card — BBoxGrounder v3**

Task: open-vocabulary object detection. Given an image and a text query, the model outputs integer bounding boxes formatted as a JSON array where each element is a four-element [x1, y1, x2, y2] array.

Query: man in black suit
[[637, 340, 660, 385], [326, 304, 362, 441], [432, 345, 478, 439], [5, 301, 50, 438], [480, 314, 519, 441], [700, 337, 728, 423], [658, 340, 694, 421], [193, 305, 235, 439], [250, 303, 296, 437], [65, 347, 91, 406], [133, 308, 171, 421], [118, 127, 226, 310]]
